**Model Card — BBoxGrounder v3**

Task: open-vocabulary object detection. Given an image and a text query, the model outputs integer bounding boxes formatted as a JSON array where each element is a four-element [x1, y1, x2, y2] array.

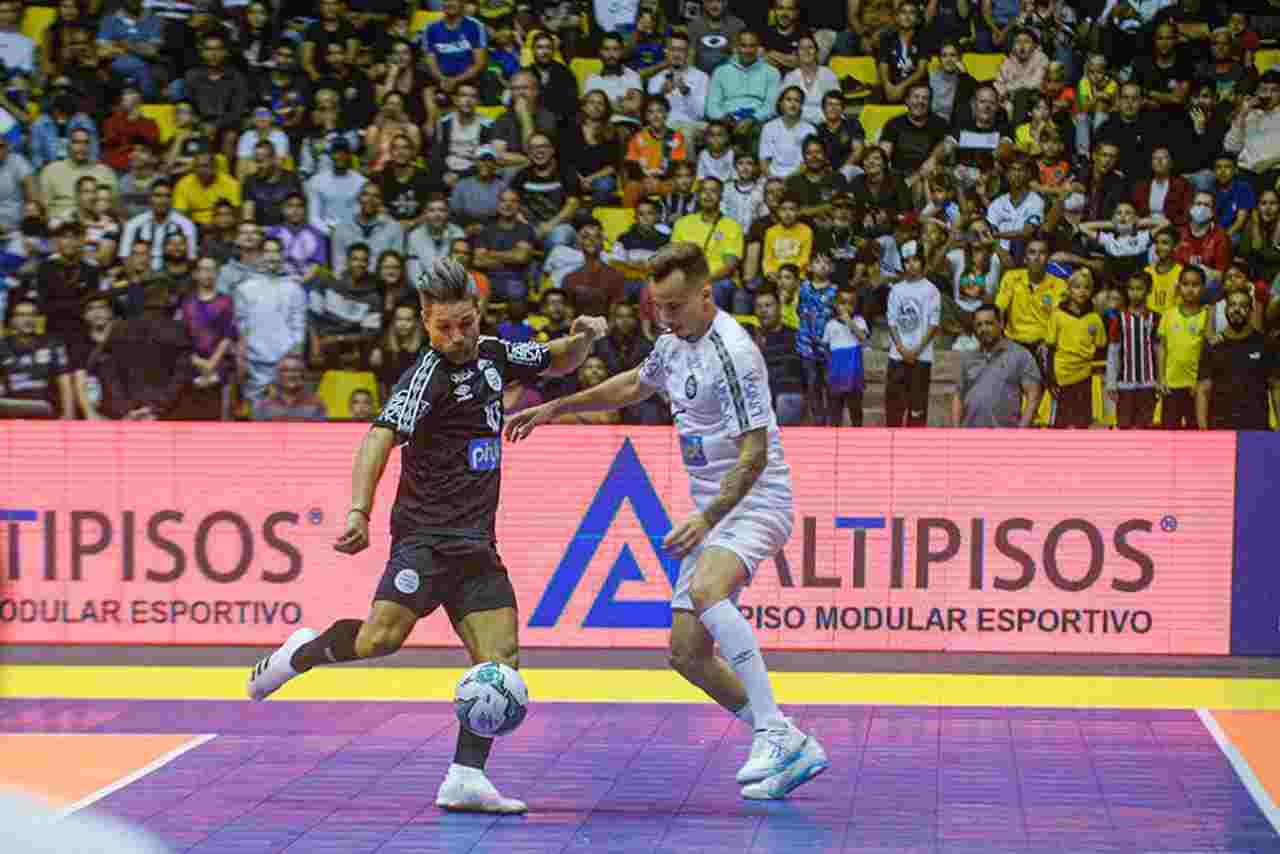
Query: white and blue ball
[[454, 662, 529, 737]]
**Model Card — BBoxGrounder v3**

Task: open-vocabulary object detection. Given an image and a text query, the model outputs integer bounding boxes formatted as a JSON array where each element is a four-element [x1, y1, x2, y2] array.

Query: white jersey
[[638, 311, 792, 506]]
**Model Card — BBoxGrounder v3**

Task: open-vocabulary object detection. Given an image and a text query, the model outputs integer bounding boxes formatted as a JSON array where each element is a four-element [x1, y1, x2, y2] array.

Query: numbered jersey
[[375, 336, 551, 540], [638, 311, 791, 506]]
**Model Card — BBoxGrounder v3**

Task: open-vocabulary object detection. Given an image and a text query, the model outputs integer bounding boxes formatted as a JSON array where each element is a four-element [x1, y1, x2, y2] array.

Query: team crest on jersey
[[685, 374, 697, 399], [484, 366, 502, 392], [455, 383, 474, 402]]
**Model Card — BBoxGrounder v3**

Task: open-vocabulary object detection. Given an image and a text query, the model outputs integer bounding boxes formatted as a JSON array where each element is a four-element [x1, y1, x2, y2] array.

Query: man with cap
[[812, 191, 860, 287], [304, 135, 368, 233], [448, 146, 506, 236]]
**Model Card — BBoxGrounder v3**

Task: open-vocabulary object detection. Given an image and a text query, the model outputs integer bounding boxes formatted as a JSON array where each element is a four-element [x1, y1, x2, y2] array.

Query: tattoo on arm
[[701, 430, 768, 529]]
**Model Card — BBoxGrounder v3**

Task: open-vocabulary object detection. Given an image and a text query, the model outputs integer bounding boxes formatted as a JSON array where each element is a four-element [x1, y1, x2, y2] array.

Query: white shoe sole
[[435, 786, 527, 814], [247, 627, 318, 701], [741, 738, 829, 800]]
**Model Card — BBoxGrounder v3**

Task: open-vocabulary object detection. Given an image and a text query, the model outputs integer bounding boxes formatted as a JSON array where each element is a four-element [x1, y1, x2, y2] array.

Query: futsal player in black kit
[[248, 258, 608, 814]]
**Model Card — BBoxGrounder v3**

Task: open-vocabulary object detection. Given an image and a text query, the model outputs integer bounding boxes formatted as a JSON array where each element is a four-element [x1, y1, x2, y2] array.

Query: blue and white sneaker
[[736, 720, 808, 784], [740, 735, 829, 800]]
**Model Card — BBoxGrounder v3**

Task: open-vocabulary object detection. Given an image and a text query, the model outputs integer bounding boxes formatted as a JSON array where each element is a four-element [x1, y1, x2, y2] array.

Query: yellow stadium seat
[[830, 56, 879, 88], [20, 6, 56, 45], [571, 58, 604, 94], [410, 10, 443, 36], [477, 105, 506, 120], [317, 370, 379, 419], [1256, 49, 1280, 74], [963, 52, 1005, 82], [140, 103, 176, 143], [858, 104, 906, 144], [593, 207, 634, 249]]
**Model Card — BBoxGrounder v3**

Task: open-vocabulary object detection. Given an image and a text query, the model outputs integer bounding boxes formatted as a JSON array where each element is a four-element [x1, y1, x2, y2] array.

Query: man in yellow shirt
[[994, 237, 1067, 348], [1156, 266, 1212, 429], [1144, 227, 1182, 314], [671, 176, 747, 311], [174, 148, 242, 227]]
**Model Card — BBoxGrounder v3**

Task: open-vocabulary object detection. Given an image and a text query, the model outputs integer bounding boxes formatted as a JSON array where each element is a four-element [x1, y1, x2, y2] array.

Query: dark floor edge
[[2, 645, 1280, 677]]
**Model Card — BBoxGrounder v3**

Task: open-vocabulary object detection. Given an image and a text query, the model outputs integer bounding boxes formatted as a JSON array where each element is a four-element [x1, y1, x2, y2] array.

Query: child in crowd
[[1046, 268, 1106, 429], [1106, 272, 1161, 430]]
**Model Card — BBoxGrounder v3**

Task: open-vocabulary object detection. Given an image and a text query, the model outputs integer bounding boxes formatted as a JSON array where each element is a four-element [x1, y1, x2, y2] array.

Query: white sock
[[448, 763, 484, 781], [733, 701, 754, 729], [699, 600, 786, 731]]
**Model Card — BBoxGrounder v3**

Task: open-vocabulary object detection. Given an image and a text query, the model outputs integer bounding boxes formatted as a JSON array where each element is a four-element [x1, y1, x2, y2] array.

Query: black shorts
[[374, 535, 517, 622], [1054, 378, 1093, 428]]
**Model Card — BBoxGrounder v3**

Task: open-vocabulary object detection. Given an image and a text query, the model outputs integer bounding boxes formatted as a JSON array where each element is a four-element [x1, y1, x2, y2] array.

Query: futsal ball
[[454, 662, 528, 737]]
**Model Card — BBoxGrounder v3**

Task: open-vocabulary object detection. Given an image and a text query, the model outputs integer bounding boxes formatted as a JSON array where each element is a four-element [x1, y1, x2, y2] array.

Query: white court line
[[54, 733, 217, 819], [1197, 708, 1280, 836]]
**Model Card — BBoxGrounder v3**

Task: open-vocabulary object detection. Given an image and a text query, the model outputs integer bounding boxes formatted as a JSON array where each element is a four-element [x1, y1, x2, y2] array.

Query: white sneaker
[[246, 627, 318, 701], [740, 735, 829, 800], [736, 720, 808, 785], [435, 767, 527, 814]]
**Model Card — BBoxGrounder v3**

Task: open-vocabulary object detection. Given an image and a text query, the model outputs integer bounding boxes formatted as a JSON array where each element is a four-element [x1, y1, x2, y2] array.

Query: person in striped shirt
[[1105, 272, 1162, 429]]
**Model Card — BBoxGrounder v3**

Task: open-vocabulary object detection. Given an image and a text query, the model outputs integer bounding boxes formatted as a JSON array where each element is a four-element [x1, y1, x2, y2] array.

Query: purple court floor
[[3, 699, 1278, 854]]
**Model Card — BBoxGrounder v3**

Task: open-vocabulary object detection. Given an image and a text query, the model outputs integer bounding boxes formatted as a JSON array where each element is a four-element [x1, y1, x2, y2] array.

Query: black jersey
[[374, 336, 552, 540], [1198, 331, 1278, 431], [0, 335, 71, 405]]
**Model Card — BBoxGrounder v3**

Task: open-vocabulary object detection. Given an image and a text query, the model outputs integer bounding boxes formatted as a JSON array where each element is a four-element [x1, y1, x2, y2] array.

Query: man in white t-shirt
[[505, 241, 828, 802], [886, 240, 941, 426], [585, 32, 644, 109], [986, 156, 1045, 254], [648, 31, 710, 149]]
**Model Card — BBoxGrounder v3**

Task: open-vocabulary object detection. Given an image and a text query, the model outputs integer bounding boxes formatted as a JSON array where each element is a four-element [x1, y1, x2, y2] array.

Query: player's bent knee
[[668, 636, 707, 680]]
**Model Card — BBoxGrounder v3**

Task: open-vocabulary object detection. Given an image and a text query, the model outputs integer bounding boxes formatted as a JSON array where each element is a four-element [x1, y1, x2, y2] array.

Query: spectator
[[1212, 154, 1257, 247], [267, 192, 327, 283], [1156, 265, 1212, 430], [994, 236, 1065, 351], [118, 179, 198, 272], [758, 87, 816, 180], [406, 196, 465, 284], [761, 0, 806, 72], [380, 134, 434, 233], [0, 297, 74, 418], [527, 31, 579, 130], [813, 191, 861, 287], [509, 133, 579, 253], [176, 256, 237, 420], [1078, 200, 1162, 285], [1106, 272, 1161, 430], [449, 238, 490, 305], [1144, 225, 1182, 314], [952, 302, 1044, 427], [97, 277, 193, 420], [880, 84, 948, 186], [486, 71, 558, 171], [1045, 268, 1105, 428], [671, 176, 746, 312], [750, 288, 805, 425], [449, 145, 506, 235], [994, 28, 1049, 121], [421, 0, 488, 96], [302, 0, 357, 82], [794, 252, 838, 417], [586, 33, 644, 109], [474, 188, 537, 302], [69, 291, 113, 419], [688, 0, 747, 74], [331, 183, 404, 277], [649, 31, 711, 147], [252, 354, 328, 421], [946, 84, 1013, 194], [314, 41, 377, 131], [34, 219, 100, 345], [157, 232, 196, 295], [1240, 190, 1280, 283], [885, 240, 941, 427], [930, 40, 981, 127], [562, 222, 626, 317], [780, 35, 838, 127], [38, 127, 116, 221], [348, 388, 375, 421], [1197, 27, 1256, 108], [235, 107, 290, 179], [254, 42, 310, 117], [373, 248, 408, 312], [1196, 288, 1279, 430], [878, 0, 929, 105], [173, 148, 242, 228], [56, 175, 118, 268], [242, 140, 305, 228], [304, 137, 367, 233], [369, 299, 425, 398], [216, 220, 263, 295], [785, 137, 849, 228], [623, 95, 689, 206], [1132, 145, 1192, 227], [308, 242, 382, 369], [1131, 21, 1191, 115], [118, 143, 159, 222], [427, 82, 491, 190], [102, 87, 160, 173], [0, 134, 31, 235], [96, 0, 165, 97], [821, 285, 870, 426], [1174, 191, 1231, 281], [180, 33, 253, 151], [707, 31, 782, 148], [1094, 82, 1173, 183], [199, 199, 237, 264], [234, 236, 306, 402], [850, 147, 911, 232]]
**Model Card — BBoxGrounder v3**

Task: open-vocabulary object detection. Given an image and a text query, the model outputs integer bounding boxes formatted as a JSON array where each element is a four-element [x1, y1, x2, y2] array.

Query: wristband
[[349, 507, 371, 520]]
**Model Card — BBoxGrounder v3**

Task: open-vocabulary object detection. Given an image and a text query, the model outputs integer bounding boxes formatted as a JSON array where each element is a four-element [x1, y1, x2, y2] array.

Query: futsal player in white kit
[[505, 242, 828, 799]]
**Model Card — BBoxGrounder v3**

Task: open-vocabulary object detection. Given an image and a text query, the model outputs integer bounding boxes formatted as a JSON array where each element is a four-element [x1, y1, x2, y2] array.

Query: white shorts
[[670, 495, 793, 613]]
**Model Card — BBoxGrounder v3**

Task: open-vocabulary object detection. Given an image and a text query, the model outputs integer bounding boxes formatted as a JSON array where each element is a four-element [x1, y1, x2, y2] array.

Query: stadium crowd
[[0, 0, 1276, 428]]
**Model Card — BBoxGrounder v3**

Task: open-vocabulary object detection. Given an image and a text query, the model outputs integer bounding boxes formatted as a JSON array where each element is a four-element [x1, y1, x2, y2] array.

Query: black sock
[[453, 726, 494, 770], [290, 619, 363, 672]]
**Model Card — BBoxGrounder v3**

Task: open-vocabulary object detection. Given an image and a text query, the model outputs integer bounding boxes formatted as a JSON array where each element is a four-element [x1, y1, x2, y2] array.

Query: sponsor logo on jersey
[[394, 569, 420, 595], [508, 341, 545, 367], [455, 383, 474, 402], [452, 370, 475, 383], [679, 434, 707, 467], [484, 366, 502, 392], [468, 437, 501, 471]]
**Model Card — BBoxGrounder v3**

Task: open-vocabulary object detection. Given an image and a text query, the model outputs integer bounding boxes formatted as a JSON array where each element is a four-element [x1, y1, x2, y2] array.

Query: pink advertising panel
[[0, 423, 1236, 654]]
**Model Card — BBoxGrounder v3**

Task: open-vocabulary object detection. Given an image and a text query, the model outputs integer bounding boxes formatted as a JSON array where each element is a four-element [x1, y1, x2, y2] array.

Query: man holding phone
[[1224, 69, 1280, 194]]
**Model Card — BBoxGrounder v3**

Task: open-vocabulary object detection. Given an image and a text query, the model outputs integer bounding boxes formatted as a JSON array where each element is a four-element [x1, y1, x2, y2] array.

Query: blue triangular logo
[[527, 439, 680, 629]]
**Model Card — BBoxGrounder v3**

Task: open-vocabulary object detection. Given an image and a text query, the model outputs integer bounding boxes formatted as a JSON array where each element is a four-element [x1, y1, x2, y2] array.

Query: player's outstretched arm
[[335, 426, 397, 555], [505, 367, 656, 442], [542, 316, 610, 376]]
